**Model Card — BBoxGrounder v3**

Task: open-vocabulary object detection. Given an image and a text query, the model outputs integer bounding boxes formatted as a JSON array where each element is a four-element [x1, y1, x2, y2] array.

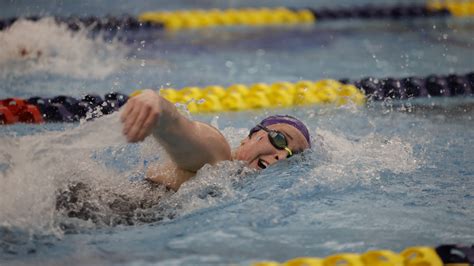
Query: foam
[[298, 128, 420, 190], [0, 113, 160, 236], [0, 18, 128, 79]]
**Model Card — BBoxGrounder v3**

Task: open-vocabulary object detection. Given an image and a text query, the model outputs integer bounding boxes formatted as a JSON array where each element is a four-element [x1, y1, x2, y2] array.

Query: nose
[[274, 149, 289, 161]]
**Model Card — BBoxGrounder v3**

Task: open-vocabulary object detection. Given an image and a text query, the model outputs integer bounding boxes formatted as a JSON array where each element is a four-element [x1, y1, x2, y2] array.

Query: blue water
[[1, 1, 474, 265]]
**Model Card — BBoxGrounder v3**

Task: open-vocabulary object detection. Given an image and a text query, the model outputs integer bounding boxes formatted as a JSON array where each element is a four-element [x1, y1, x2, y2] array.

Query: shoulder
[[195, 121, 233, 162]]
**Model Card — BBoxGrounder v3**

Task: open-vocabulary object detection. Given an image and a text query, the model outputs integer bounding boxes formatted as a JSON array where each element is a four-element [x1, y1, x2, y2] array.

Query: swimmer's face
[[234, 123, 310, 170]]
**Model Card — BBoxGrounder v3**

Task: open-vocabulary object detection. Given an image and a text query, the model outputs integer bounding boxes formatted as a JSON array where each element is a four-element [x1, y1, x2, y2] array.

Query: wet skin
[[233, 123, 310, 170], [121, 90, 310, 190]]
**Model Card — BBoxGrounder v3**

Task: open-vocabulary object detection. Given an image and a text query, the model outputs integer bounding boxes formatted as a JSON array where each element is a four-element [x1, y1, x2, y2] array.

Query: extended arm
[[120, 89, 232, 173]]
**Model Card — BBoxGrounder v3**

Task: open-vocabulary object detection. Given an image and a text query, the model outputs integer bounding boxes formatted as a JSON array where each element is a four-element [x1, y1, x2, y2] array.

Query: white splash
[[0, 113, 150, 235], [0, 112, 252, 237], [0, 18, 128, 79], [298, 128, 420, 189]]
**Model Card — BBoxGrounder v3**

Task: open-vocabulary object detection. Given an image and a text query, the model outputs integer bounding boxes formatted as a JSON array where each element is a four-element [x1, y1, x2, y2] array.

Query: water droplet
[[247, 67, 257, 74]]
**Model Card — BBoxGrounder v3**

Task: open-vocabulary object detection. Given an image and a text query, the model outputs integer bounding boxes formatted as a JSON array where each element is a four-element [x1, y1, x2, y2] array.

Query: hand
[[120, 89, 162, 142]]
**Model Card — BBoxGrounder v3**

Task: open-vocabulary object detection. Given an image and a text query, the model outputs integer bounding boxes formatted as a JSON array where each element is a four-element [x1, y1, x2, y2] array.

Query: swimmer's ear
[[248, 130, 263, 141]]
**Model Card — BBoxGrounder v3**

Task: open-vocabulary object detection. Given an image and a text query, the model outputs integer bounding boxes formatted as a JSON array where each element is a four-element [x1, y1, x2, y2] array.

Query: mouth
[[257, 158, 269, 169]]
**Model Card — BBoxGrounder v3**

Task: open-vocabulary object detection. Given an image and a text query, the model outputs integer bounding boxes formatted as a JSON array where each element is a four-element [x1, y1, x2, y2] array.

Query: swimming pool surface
[[1, 1, 473, 265]]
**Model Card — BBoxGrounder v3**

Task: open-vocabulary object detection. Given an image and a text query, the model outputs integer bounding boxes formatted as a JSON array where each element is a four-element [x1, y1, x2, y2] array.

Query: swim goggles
[[256, 124, 293, 158]]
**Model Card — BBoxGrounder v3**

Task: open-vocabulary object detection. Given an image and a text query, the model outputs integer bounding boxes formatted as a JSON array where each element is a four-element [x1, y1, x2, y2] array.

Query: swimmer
[[18, 46, 42, 59], [56, 89, 311, 226], [120, 89, 311, 191]]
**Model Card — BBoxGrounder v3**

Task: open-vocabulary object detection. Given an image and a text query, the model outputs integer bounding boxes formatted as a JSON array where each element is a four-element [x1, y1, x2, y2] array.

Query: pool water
[[1, 1, 473, 265]]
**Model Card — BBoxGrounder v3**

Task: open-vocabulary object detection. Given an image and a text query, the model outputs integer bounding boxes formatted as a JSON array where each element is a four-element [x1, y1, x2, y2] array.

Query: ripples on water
[[0, 13, 473, 266], [1, 100, 472, 264]]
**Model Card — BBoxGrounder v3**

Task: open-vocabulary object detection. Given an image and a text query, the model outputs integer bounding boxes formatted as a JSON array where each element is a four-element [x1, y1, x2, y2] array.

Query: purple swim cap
[[249, 115, 311, 147]]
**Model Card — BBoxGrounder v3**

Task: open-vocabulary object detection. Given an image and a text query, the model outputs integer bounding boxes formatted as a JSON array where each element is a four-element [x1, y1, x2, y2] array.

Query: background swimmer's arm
[[121, 89, 232, 173], [146, 162, 195, 191]]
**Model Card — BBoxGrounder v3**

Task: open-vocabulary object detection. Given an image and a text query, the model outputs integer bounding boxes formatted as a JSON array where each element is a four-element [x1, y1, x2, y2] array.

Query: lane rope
[[1, 1, 473, 32], [252, 245, 474, 266], [0, 72, 472, 125]]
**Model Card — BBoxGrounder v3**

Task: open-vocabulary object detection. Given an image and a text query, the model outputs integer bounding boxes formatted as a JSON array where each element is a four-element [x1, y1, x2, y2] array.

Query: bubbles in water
[[0, 18, 128, 79]]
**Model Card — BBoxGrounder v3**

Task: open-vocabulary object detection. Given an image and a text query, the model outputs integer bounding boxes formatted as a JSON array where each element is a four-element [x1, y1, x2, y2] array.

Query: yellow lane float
[[129, 79, 366, 114]]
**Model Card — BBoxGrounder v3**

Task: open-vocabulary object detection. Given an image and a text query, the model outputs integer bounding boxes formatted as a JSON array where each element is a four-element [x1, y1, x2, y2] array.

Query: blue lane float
[[354, 73, 474, 101], [18, 93, 129, 124]]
